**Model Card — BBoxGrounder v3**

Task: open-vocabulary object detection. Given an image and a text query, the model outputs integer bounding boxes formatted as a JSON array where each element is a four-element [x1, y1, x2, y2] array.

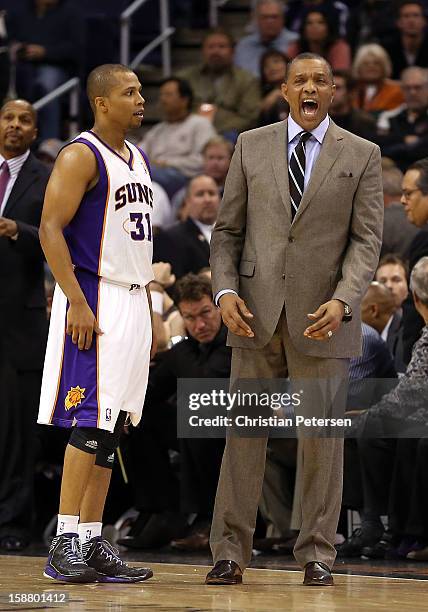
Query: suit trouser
[[209, 310, 349, 570], [259, 438, 297, 538]]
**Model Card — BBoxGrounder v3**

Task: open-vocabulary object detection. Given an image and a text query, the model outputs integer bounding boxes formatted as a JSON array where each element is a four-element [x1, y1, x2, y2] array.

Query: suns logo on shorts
[[65, 386, 86, 410]]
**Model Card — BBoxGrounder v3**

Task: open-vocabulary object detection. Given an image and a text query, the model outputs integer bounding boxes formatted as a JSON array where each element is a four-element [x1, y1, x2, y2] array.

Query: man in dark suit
[[0, 99, 49, 550], [207, 53, 383, 587], [153, 174, 220, 279], [400, 158, 428, 363]]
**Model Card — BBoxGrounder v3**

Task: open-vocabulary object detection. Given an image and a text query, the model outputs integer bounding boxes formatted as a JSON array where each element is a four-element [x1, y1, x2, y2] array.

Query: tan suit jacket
[[210, 119, 384, 357]]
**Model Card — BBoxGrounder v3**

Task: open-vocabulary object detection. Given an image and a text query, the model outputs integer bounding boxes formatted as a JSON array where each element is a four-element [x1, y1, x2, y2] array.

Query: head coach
[[206, 53, 383, 587]]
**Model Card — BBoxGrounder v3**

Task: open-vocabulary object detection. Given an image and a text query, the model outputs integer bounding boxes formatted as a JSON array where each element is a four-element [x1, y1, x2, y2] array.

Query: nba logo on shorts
[[106, 408, 111, 421], [86, 529, 92, 540]]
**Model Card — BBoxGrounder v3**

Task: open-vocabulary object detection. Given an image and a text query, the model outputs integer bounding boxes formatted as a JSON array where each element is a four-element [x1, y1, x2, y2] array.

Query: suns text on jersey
[[114, 182, 153, 211]]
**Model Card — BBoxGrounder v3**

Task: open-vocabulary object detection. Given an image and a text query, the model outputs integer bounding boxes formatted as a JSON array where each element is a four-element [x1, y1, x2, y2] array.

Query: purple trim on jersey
[[88, 130, 134, 170], [50, 270, 100, 429], [63, 138, 109, 277], [136, 146, 152, 178]]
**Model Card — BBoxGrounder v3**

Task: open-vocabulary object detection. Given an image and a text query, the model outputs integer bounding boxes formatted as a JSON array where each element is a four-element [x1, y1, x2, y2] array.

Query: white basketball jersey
[[63, 130, 154, 287]]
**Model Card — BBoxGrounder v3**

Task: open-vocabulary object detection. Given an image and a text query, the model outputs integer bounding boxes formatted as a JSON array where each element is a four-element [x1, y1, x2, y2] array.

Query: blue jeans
[[16, 63, 69, 139]]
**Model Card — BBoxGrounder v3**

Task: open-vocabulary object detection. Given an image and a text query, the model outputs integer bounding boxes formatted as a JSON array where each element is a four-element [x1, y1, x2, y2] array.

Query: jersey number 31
[[129, 212, 152, 241]]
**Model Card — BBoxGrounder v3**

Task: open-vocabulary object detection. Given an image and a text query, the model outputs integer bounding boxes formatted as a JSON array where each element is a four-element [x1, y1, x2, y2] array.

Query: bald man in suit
[[206, 54, 384, 587]]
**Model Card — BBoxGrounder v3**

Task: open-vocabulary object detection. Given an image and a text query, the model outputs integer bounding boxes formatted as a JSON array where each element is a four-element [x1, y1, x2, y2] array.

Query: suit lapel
[[3, 155, 39, 217], [271, 121, 292, 223], [293, 121, 344, 224]]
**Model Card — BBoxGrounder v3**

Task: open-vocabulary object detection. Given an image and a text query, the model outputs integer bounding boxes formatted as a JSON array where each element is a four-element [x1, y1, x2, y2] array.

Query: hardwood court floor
[[1, 555, 428, 611]]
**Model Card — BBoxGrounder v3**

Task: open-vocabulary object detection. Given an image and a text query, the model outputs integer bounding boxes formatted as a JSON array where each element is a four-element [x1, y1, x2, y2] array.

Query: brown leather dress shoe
[[205, 560, 243, 585], [303, 561, 334, 586], [171, 528, 210, 552]]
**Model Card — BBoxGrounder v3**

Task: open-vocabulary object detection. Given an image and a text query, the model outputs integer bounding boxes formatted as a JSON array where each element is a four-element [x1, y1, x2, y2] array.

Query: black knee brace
[[68, 412, 126, 469]]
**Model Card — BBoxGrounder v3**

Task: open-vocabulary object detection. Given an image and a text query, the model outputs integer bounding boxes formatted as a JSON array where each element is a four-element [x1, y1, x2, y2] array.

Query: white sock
[[78, 522, 103, 543], [56, 514, 79, 536]]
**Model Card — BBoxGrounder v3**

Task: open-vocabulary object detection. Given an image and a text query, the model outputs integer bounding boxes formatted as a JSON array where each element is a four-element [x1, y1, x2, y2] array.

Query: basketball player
[[37, 64, 156, 583]]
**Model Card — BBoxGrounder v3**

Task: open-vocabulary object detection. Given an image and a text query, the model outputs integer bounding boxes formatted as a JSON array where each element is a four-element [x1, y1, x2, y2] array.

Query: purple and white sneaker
[[44, 533, 99, 583], [82, 536, 153, 583]]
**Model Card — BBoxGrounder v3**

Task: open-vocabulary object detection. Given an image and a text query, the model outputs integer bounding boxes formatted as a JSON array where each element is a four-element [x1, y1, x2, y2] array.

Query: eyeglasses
[[402, 188, 421, 200]]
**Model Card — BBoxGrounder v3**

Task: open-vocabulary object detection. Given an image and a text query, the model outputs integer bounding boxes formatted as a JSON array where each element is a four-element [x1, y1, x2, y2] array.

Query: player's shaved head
[[86, 64, 135, 112]]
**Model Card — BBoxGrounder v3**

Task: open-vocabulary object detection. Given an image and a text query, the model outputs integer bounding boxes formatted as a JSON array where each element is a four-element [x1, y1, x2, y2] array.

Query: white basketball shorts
[[38, 268, 152, 432]]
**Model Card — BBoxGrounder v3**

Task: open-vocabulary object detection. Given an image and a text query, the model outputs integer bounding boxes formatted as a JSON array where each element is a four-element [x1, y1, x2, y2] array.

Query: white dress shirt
[[193, 218, 214, 244], [381, 315, 394, 342], [0, 150, 30, 215], [215, 115, 330, 305]]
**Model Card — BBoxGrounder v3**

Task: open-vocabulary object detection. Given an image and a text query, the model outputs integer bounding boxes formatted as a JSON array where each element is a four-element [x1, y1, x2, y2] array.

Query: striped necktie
[[0, 161, 10, 213], [289, 131, 311, 220]]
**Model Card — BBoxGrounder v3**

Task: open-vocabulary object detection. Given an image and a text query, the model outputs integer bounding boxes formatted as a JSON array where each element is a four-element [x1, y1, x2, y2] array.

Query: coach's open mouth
[[301, 99, 319, 117]]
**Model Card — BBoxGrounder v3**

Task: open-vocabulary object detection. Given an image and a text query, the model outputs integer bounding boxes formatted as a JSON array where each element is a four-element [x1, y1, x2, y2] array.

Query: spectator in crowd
[[120, 274, 230, 551], [381, 164, 419, 258], [153, 174, 220, 279], [7, 0, 83, 139], [377, 67, 428, 171], [375, 254, 409, 373], [330, 70, 377, 139], [259, 49, 289, 126], [140, 78, 217, 199], [172, 136, 233, 213], [375, 255, 409, 311], [286, 8, 351, 70], [285, 0, 348, 38], [352, 44, 404, 115], [361, 281, 406, 373], [343, 257, 428, 560], [381, 1, 428, 81], [234, 0, 297, 77], [0, 99, 49, 550], [178, 29, 261, 141], [400, 159, 428, 365]]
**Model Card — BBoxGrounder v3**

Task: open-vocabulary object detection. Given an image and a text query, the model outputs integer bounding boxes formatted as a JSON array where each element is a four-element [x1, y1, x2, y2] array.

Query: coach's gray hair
[[410, 256, 428, 306]]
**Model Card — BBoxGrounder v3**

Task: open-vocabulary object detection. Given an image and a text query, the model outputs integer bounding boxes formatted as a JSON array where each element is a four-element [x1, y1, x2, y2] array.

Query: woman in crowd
[[259, 49, 289, 126], [352, 43, 404, 115], [286, 8, 351, 70]]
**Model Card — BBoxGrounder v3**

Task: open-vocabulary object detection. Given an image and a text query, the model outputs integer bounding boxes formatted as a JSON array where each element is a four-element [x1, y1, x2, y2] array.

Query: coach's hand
[[304, 299, 344, 341], [67, 300, 103, 350], [218, 293, 254, 338]]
